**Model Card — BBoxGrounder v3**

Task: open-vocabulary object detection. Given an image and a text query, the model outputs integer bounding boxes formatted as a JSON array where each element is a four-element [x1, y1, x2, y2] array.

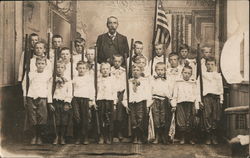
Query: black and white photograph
[[0, 0, 249, 157]]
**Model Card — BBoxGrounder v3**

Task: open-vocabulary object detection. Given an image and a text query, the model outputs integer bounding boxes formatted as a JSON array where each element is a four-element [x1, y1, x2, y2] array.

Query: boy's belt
[[152, 94, 168, 100]]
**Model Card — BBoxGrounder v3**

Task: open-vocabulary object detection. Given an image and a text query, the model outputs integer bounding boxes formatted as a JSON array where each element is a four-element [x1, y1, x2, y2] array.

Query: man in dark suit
[[96, 16, 129, 64]]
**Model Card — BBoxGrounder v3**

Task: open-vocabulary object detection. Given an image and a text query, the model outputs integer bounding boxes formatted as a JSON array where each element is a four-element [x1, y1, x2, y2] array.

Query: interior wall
[[77, 0, 215, 59]]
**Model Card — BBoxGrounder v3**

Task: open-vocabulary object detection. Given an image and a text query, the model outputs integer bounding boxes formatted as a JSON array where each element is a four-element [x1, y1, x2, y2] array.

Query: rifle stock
[[196, 43, 204, 102], [47, 33, 50, 59], [128, 39, 134, 78], [94, 45, 101, 135], [126, 39, 134, 137]]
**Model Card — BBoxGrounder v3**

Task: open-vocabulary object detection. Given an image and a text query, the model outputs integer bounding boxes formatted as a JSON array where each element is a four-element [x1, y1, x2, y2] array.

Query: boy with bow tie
[[96, 62, 118, 144], [123, 64, 152, 144], [171, 65, 200, 145], [150, 62, 173, 144], [86, 48, 100, 75], [110, 54, 127, 141], [49, 61, 73, 145]]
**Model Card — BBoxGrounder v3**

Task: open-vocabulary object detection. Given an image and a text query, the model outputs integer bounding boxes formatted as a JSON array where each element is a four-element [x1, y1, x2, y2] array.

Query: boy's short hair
[[154, 43, 165, 48], [76, 61, 88, 68], [168, 52, 179, 59], [74, 38, 85, 46], [205, 56, 216, 64], [155, 62, 166, 71], [52, 34, 63, 41], [60, 47, 70, 53], [113, 54, 124, 60], [34, 41, 46, 48], [201, 45, 212, 53], [135, 55, 146, 62], [56, 60, 66, 68], [182, 65, 193, 73], [100, 62, 111, 69], [134, 41, 143, 47], [86, 48, 95, 55], [179, 44, 189, 52], [132, 64, 143, 71], [29, 33, 39, 39], [36, 56, 47, 64]]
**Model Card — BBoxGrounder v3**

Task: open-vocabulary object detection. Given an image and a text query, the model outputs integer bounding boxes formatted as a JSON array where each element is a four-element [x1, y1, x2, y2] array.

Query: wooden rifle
[[94, 45, 101, 135], [126, 39, 134, 137], [47, 33, 50, 59], [196, 43, 204, 103]]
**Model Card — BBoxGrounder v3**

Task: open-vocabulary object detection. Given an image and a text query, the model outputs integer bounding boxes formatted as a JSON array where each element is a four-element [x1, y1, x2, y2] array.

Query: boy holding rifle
[[150, 62, 173, 144], [122, 64, 152, 144], [73, 38, 87, 63], [96, 62, 118, 144], [110, 54, 126, 142], [22, 56, 53, 145], [49, 61, 73, 145]]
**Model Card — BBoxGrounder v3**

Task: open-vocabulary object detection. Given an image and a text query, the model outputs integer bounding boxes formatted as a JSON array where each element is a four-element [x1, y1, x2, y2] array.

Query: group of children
[[20, 33, 224, 146]]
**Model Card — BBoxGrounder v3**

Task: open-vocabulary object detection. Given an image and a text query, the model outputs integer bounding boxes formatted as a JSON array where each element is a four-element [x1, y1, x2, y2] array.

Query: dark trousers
[[26, 97, 48, 126], [96, 100, 114, 137], [129, 100, 147, 140], [176, 102, 194, 132], [114, 91, 126, 137], [53, 100, 73, 137], [202, 94, 221, 132], [72, 97, 90, 138]]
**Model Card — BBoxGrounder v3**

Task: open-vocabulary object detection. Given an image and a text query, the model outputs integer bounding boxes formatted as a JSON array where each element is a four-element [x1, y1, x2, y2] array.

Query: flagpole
[[151, 0, 158, 75]]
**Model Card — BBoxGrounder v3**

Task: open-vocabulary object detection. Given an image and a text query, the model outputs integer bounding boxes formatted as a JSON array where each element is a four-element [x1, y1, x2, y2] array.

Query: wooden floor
[[2, 142, 232, 158]]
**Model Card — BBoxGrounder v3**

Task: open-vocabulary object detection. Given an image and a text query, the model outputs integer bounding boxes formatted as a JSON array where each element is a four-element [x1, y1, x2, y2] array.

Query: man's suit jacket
[[96, 32, 129, 63]]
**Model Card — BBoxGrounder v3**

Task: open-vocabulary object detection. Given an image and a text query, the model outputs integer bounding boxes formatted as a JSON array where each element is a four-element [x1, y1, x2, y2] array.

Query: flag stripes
[[154, 0, 171, 49]]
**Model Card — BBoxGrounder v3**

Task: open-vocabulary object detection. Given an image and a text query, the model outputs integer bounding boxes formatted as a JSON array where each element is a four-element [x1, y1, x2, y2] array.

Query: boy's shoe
[[180, 137, 185, 145], [137, 139, 143, 144], [98, 137, 104, 144], [189, 140, 195, 145], [132, 137, 138, 144], [152, 138, 159, 144], [106, 138, 111, 145], [30, 137, 37, 145], [36, 137, 42, 145], [75, 139, 81, 145], [211, 137, 218, 145], [53, 136, 59, 145], [205, 138, 211, 145], [83, 139, 89, 145], [118, 132, 123, 140], [60, 137, 66, 145]]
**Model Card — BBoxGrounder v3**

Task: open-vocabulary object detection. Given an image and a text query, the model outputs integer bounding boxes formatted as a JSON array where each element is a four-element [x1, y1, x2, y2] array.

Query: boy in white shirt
[[178, 44, 196, 79], [201, 57, 223, 145], [111, 54, 127, 141], [72, 61, 95, 145], [18, 33, 39, 81], [166, 53, 183, 82], [96, 62, 118, 144], [201, 45, 214, 72], [49, 34, 63, 63], [59, 47, 77, 80], [22, 57, 52, 145], [134, 55, 150, 77], [50, 61, 73, 145], [149, 43, 169, 76], [86, 48, 100, 74], [171, 66, 200, 145], [73, 38, 87, 63], [150, 62, 173, 144], [123, 64, 152, 144]]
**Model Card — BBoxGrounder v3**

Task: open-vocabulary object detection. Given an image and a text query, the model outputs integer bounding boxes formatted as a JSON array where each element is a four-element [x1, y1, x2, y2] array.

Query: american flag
[[153, 0, 171, 49]]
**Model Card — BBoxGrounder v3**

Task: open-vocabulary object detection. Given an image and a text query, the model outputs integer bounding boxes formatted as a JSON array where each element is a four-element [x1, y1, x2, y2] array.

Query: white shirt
[[73, 50, 87, 64], [96, 76, 117, 102], [166, 65, 183, 84], [63, 62, 77, 81], [180, 58, 197, 79], [53, 77, 72, 103], [22, 70, 53, 103], [123, 77, 152, 106], [150, 76, 173, 100], [18, 53, 52, 81], [73, 74, 95, 100], [202, 71, 224, 101], [149, 55, 170, 76], [171, 78, 200, 109], [111, 66, 126, 92]]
